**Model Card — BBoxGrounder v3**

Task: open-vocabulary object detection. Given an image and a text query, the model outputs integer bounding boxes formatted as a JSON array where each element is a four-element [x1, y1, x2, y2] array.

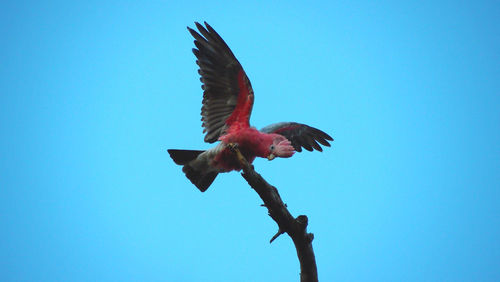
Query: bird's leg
[[227, 143, 249, 167]]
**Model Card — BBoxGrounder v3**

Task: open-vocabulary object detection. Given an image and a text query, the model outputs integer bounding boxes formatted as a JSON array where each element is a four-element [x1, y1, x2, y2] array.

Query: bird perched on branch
[[168, 22, 333, 192]]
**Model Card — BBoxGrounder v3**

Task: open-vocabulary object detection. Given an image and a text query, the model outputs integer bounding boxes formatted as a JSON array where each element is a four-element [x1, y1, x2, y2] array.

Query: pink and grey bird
[[168, 22, 333, 192]]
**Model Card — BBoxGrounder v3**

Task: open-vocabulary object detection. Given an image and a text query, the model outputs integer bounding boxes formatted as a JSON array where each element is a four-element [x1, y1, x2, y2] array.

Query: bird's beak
[[267, 154, 276, 161]]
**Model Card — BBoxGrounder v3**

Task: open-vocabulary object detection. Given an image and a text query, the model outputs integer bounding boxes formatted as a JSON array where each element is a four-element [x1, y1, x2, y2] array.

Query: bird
[[168, 22, 333, 192]]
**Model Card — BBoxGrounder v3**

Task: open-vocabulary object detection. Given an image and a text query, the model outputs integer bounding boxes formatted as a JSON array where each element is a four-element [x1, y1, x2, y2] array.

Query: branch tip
[[270, 229, 285, 243], [306, 233, 315, 243], [296, 215, 309, 228]]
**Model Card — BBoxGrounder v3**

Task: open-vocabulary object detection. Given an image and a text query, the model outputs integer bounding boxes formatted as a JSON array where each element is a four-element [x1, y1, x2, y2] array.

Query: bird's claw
[[227, 143, 238, 151]]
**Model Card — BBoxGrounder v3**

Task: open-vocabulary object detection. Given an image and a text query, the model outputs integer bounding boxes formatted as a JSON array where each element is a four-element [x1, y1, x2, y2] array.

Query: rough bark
[[229, 144, 318, 282]]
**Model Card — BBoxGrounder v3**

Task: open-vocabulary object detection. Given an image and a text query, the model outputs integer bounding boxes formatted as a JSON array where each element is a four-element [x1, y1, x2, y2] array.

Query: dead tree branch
[[228, 144, 318, 282]]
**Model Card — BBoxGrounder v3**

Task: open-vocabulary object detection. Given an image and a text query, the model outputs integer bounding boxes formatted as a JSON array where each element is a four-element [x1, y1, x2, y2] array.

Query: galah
[[168, 22, 333, 192]]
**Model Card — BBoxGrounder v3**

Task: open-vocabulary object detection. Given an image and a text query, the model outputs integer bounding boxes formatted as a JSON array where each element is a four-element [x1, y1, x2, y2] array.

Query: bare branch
[[228, 144, 318, 282]]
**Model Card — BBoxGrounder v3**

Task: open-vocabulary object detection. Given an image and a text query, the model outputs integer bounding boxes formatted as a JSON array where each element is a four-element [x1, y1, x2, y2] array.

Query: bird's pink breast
[[213, 128, 271, 171]]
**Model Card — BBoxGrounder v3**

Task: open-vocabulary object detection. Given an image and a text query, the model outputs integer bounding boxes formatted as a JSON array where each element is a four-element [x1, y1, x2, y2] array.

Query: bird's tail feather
[[182, 165, 218, 192], [167, 149, 205, 165], [167, 149, 218, 192]]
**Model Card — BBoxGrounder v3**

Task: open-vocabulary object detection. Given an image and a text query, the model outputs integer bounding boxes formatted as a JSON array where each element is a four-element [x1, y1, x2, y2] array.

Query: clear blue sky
[[1, 1, 499, 281]]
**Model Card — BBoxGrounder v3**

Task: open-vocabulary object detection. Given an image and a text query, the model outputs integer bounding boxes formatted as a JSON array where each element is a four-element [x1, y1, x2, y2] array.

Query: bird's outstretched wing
[[188, 22, 254, 143], [261, 122, 333, 152]]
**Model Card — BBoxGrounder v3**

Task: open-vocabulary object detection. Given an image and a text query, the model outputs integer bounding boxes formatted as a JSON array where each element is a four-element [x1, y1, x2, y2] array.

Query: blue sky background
[[1, 1, 499, 281]]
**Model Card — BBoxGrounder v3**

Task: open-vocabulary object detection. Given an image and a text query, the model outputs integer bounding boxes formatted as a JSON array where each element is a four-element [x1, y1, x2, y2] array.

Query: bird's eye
[[270, 145, 275, 151]]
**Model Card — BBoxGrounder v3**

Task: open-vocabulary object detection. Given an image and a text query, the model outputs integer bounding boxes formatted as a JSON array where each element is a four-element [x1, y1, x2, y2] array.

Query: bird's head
[[267, 135, 295, 160]]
